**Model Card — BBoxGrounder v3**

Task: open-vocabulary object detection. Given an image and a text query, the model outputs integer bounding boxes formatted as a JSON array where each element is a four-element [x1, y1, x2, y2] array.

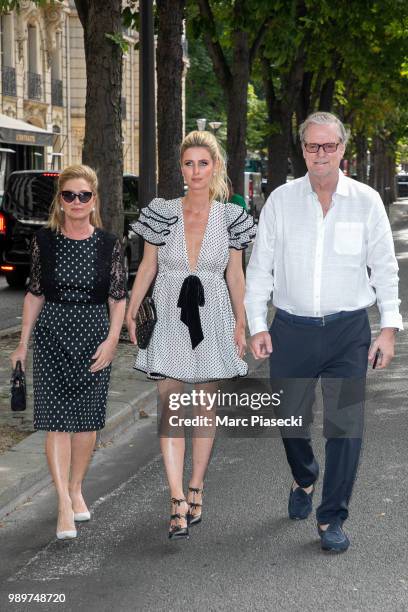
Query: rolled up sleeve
[[367, 195, 403, 330], [244, 196, 276, 335]]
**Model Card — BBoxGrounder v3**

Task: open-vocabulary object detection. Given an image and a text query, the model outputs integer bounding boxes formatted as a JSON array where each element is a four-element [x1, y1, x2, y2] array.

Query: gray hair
[[299, 112, 349, 145]]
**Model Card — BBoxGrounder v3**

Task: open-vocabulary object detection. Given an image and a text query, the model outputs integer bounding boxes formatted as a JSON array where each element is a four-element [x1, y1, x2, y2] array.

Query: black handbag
[[10, 360, 26, 412], [136, 297, 157, 349]]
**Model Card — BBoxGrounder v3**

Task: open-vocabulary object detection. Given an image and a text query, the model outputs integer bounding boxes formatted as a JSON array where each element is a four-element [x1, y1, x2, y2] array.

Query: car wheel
[[5, 270, 28, 289]]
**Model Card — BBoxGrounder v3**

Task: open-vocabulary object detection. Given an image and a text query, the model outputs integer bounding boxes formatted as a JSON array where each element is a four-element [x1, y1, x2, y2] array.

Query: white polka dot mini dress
[[27, 228, 127, 432], [132, 198, 256, 383]]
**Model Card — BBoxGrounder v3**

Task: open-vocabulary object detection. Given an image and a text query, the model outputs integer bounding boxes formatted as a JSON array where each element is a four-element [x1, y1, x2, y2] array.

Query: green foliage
[[246, 83, 268, 153], [185, 36, 268, 154], [105, 32, 129, 54], [185, 36, 227, 134]]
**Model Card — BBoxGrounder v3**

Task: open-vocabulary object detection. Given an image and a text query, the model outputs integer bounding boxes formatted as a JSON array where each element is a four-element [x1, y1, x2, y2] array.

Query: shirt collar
[[302, 169, 350, 197]]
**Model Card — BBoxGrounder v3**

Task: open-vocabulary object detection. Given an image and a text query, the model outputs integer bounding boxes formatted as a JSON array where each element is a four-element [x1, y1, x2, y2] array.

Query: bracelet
[[19, 341, 29, 348]]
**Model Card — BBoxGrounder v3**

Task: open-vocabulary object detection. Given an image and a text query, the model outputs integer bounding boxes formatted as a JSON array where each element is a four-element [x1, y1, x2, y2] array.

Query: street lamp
[[209, 121, 222, 135], [196, 118, 207, 131]]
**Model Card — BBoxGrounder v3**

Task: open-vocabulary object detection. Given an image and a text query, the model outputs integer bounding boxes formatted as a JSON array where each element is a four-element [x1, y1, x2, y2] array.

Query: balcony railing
[[51, 78, 63, 106], [27, 71, 42, 100], [2, 66, 16, 97], [121, 96, 127, 120]]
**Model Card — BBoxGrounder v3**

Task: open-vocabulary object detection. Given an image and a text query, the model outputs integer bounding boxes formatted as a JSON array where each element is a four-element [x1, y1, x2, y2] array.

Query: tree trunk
[[318, 77, 335, 111], [156, 0, 185, 199], [75, 0, 124, 237], [262, 50, 305, 195], [290, 71, 313, 178], [355, 132, 368, 183], [197, 0, 268, 198], [385, 135, 397, 205], [369, 134, 386, 200], [388, 153, 397, 203], [226, 30, 250, 196], [290, 135, 306, 178], [266, 125, 292, 194]]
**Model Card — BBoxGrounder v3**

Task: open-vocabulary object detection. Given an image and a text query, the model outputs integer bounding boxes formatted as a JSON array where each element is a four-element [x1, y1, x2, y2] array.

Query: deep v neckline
[[180, 198, 213, 274]]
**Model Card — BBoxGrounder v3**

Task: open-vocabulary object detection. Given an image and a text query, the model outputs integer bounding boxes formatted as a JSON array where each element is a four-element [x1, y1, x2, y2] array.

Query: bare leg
[[158, 378, 188, 529], [69, 431, 97, 514], [158, 378, 185, 497], [45, 432, 75, 533], [188, 382, 217, 518]]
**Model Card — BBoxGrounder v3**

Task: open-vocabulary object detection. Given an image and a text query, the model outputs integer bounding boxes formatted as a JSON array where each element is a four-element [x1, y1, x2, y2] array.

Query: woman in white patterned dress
[[126, 131, 256, 539]]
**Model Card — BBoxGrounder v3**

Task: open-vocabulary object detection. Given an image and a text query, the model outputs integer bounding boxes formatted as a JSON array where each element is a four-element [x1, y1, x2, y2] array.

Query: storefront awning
[[0, 113, 54, 147]]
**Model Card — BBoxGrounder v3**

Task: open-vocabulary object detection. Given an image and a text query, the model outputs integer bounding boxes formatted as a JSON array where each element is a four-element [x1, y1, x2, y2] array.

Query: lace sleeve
[[109, 239, 127, 301], [26, 234, 44, 296]]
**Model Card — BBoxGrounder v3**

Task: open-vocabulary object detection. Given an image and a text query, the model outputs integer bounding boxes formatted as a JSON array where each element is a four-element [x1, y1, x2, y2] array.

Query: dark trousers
[[269, 309, 371, 524]]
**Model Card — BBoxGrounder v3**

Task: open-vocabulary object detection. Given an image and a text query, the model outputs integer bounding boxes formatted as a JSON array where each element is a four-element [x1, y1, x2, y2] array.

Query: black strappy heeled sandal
[[168, 498, 189, 540], [187, 486, 203, 526]]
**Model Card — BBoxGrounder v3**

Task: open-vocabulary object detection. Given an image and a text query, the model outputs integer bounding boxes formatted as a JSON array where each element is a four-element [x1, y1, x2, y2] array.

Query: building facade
[[0, 0, 140, 194]]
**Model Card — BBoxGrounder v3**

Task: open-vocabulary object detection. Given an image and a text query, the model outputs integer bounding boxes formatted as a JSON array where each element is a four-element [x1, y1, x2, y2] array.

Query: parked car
[[397, 174, 408, 198], [0, 170, 143, 288]]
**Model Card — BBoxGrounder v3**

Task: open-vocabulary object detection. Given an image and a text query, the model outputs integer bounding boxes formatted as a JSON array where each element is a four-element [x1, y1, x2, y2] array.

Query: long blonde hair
[[47, 164, 103, 232], [180, 131, 229, 203]]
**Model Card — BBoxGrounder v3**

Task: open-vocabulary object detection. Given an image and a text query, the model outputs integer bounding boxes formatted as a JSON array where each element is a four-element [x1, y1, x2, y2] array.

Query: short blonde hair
[[180, 131, 229, 204], [47, 164, 103, 231]]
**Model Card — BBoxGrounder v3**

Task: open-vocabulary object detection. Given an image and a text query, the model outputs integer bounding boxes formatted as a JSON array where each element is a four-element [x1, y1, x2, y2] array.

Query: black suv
[[0, 170, 143, 288], [397, 174, 408, 198]]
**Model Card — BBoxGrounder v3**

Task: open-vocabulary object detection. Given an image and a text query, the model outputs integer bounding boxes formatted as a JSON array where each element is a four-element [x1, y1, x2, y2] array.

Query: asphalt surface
[[0, 276, 24, 331], [0, 202, 407, 612]]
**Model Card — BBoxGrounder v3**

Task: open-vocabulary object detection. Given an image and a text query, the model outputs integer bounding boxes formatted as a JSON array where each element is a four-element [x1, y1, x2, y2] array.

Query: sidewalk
[[0, 331, 158, 519], [0, 252, 262, 520], [0, 200, 406, 521]]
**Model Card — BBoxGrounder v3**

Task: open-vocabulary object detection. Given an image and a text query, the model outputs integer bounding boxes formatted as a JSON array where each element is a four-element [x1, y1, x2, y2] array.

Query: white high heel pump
[[56, 511, 77, 540], [74, 511, 91, 522]]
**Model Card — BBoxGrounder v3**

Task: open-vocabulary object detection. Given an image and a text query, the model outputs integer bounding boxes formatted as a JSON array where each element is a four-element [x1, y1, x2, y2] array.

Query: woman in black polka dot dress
[[11, 165, 126, 540], [126, 131, 256, 540]]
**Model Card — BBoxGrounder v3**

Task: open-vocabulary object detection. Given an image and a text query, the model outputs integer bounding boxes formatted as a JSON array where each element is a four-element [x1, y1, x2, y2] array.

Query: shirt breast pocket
[[333, 222, 364, 255]]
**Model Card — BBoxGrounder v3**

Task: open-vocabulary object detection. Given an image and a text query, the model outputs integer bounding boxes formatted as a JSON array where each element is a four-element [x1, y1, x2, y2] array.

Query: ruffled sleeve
[[26, 234, 44, 296], [109, 239, 127, 301], [225, 202, 257, 250], [131, 197, 179, 245]]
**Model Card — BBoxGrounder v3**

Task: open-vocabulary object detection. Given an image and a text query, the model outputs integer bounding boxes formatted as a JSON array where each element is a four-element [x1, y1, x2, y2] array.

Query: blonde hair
[[180, 131, 229, 203], [47, 164, 103, 232]]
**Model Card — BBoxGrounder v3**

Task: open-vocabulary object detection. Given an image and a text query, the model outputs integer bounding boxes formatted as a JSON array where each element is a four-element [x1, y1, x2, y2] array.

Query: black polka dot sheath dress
[[27, 227, 127, 432], [131, 198, 257, 383]]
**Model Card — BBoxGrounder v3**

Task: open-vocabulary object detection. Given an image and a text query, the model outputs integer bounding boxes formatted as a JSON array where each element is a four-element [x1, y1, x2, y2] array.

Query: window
[[1, 14, 16, 96], [27, 24, 42, 100]]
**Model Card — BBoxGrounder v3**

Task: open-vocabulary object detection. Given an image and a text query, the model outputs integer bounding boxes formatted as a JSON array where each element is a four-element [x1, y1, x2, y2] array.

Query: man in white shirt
[[245, 112, 403, 552]]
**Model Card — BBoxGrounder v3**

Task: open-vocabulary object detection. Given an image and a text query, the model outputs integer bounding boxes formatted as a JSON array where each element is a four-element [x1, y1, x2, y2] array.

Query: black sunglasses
[[60, 190, 94, 204]]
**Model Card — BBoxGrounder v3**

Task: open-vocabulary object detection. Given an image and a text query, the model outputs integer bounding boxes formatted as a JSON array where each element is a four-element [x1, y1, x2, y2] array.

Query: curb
[[0, 325, 21, 340], [0, 360, 264, 521], [0, 386, 157, 520]]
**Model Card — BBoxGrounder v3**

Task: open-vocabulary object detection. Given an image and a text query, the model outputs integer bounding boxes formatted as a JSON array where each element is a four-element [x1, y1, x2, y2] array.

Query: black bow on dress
[[177, 275, 205, 349]]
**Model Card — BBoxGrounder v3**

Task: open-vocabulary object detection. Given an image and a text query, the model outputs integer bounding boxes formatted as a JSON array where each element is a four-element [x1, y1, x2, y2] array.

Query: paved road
[[0, 276, 24, 331], [0, 357, 407, 612], [0, 203, 407, 612]]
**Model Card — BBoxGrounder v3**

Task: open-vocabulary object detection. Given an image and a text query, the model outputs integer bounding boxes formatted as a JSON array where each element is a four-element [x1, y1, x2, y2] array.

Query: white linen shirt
[[245, 171, 403, 335]]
